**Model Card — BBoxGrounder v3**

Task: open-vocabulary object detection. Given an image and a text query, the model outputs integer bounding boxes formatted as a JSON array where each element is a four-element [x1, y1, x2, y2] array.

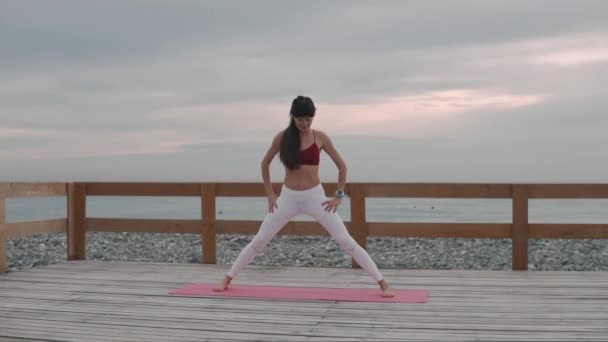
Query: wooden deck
[[1, 261, 608, 341]]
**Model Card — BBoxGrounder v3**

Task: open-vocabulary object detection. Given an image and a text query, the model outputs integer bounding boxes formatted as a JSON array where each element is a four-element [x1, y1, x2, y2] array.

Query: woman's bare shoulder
[[314, 129, 332, 149], [314, 129, 331, 143], [267, 130, 285, 149], [314, 129, 331, 139], [272, 130, 285, 142]]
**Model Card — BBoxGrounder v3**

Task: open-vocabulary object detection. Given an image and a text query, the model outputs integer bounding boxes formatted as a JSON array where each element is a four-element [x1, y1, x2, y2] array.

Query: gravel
[[5, 232, 608, 272]]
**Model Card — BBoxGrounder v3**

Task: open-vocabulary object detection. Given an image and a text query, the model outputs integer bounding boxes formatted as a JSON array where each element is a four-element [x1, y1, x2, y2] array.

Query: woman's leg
[[305, 192, 394, 296], [225, 193, 298, 280], [305, 188, 384, 282]]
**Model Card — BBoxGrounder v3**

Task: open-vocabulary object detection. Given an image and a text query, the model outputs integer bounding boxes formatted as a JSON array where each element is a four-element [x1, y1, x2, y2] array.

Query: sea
[[5, 196, 608, 224]]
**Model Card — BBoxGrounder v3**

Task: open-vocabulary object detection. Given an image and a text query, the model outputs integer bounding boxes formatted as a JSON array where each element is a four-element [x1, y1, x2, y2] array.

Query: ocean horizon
[[5, 195, 608, 225]]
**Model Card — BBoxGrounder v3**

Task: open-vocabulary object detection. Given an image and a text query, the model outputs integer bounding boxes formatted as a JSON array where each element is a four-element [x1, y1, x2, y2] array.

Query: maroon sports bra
[[299, 131, 320, 166]]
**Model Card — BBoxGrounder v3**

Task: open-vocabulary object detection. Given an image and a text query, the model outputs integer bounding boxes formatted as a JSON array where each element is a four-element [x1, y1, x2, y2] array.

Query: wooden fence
[[1, 182, 608, 272]]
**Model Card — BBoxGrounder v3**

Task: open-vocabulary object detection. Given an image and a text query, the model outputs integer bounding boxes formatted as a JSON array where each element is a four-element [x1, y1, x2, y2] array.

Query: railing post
[[0, 189, 6, 272], [201, 183, 217, 264], [349, 184, 368, 269], [512, 184, 529, 271], [68, 183, 87, 260]]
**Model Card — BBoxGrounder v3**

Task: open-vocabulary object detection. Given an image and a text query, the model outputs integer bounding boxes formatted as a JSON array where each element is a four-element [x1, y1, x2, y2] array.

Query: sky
[[1, 1, 607, 183]]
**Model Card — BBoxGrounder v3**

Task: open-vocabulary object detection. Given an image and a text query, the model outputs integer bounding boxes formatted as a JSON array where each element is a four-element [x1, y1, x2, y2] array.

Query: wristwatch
[[335, 189, 346, 198]]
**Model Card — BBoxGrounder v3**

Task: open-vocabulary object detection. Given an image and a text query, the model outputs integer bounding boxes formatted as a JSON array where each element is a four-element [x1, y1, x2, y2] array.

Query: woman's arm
[[261, 132, 282, 197], [317, 130, 347, 192]]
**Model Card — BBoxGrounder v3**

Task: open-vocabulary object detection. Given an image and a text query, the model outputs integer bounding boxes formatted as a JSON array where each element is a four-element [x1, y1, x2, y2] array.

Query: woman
[[213, 96, 394, 297]]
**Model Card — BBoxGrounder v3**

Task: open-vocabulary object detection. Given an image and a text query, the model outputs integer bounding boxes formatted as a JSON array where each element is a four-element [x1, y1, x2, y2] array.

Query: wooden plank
[[0, 271, 602, 294], [528, 184, 608, 199], [87, 218, 200, 233], [5, 304, 606, 335], [202, 183, 216, 264], [4, 293, 608, 318], [68, 183, 86, 261], [0, 320, 219, 342], [0, 293, 602, 325], [10, 268, 608, 285], [85, 182, 200, 196], [512, 185, 529, 271], [364, 183, 512, 198], [215, 220, 263, 234], [216, 220, 335, 236], [0, 192, 5, 273], [0, 336, 61, 342], [4, 219, 67, 239], [368, 222, 512, 238], [0, 182, 67, 197], [6, 272, 608, 293], [529, 224, 608, 239], [5, 281, 607, 300], [86, 217, 340, 235], [10, 261, 606, 287], [82, 182, 349, 197], [76, 182, 608, 200], [350, 184, 367, 269], [0, 320, 349, 342], [1, 261, 608, 342], [4, 289, 606, 314]]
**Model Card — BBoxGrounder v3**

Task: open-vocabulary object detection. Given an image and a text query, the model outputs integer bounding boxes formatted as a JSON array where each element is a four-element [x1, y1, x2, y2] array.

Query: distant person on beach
[[213, 95, 394, 297]]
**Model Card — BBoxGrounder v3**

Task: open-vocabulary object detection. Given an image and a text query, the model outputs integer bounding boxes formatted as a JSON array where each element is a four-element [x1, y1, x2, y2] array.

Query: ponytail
[[279, 96, 316, 170]]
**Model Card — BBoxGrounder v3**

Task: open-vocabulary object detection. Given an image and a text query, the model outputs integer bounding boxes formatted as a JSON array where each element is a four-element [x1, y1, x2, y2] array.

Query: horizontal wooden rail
[[215, 183, 284, 197], [2, 181, 608, 273], [87, 218, 339, 236], [81, 182, 608, 199], [215, 183, 345, 197], [216, 220, 336, 236], [363, 183, 513, 198], [529, 224, 608, 239], [368, 223, 512, 239], [84, 219, 532, 239], [0, 183, 66, 197], [527, 184, 608, 199], [87, 218, 201, 234], [86, 182, 200, 196]]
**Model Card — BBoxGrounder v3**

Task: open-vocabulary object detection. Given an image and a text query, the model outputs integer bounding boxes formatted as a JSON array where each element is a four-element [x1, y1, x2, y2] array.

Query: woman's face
[[292, 115, 314, 133]]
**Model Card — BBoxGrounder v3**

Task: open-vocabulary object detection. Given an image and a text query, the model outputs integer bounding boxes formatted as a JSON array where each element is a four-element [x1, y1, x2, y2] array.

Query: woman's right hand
[[267, 194, 279, 213]]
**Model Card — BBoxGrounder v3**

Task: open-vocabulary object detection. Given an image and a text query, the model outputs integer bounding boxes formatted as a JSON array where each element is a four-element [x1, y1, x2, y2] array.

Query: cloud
[[530, 47, 608, 67], [1, 1, 607, 181], [315, 89, 548, 136]]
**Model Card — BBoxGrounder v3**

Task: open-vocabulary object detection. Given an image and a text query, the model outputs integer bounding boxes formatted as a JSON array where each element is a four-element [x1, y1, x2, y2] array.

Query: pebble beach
[[6, 232, 608, 272]]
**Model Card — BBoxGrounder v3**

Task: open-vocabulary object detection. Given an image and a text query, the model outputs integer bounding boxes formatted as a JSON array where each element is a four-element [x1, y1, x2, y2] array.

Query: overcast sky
[[1, 1, 607, 183]]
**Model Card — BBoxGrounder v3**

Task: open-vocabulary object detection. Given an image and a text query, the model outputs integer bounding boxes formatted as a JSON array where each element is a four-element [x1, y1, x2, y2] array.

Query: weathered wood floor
[[1, 261, 607, 341]]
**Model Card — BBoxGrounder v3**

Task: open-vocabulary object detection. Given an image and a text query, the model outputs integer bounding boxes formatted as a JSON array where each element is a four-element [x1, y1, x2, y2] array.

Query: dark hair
[[279, 96, 316, 170]]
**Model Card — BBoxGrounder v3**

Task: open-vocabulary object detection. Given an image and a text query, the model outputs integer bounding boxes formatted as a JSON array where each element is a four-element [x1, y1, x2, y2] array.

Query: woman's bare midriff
[[283, 165, 321, 190]]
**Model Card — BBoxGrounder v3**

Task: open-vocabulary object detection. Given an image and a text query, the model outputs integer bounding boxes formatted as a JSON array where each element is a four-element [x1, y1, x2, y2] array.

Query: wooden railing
[[1, 182, 608, 273], [0, 183, 69, 272]]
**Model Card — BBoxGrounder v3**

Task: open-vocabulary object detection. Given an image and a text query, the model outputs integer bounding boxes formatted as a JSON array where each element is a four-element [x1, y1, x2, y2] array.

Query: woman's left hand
[[322, 197, 343, 213]]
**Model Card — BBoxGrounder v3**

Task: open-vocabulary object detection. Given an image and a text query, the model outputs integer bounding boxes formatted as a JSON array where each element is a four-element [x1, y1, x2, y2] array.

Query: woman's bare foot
[[212, 275, 232, 292], [378, 279, 394, 298]]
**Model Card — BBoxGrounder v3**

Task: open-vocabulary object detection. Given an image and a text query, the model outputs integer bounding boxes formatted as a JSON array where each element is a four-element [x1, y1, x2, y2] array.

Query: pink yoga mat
[[170, 283, 428, 303]]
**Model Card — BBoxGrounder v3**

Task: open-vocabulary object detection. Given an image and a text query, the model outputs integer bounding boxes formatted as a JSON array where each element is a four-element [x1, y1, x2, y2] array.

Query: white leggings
[[227, 184, 384, 282]]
